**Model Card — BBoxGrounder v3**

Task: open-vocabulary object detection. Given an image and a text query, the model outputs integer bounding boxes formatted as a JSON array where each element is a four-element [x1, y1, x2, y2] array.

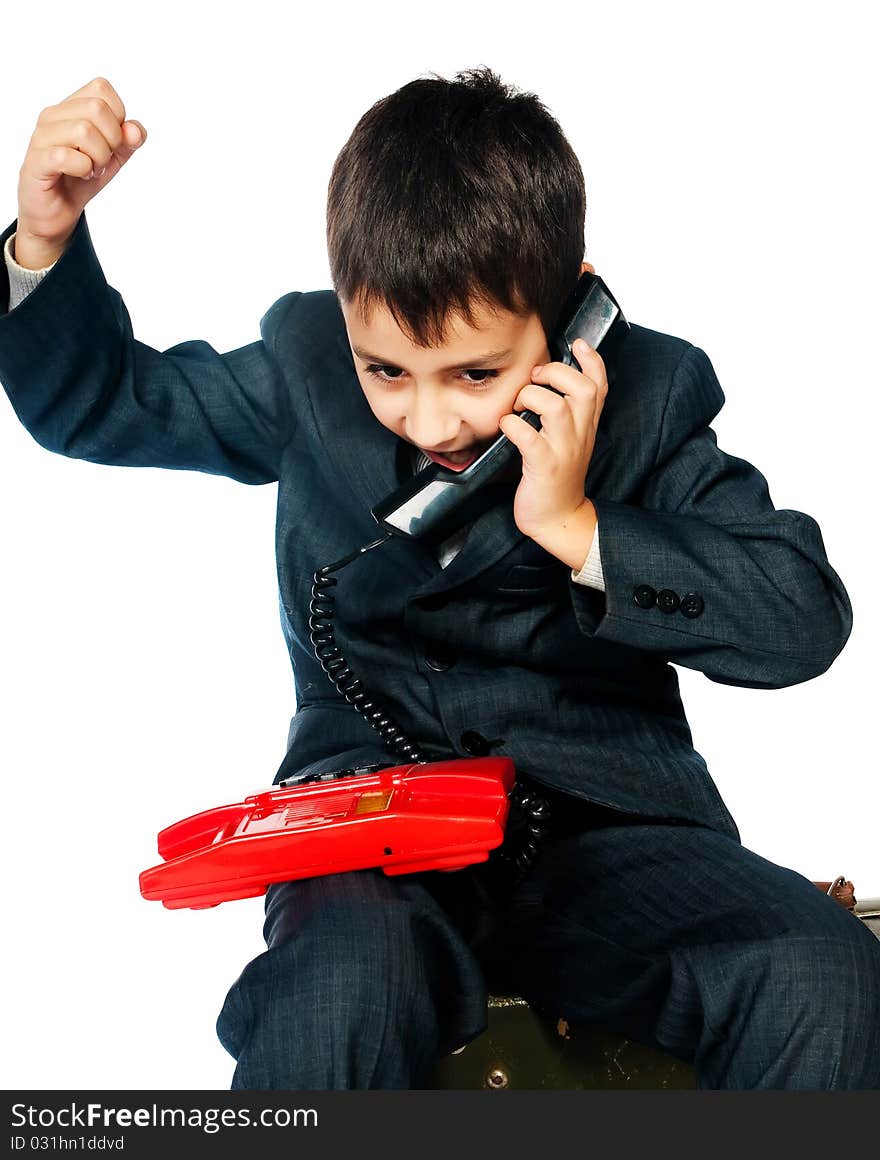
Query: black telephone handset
[[370, 271, 630, 546]]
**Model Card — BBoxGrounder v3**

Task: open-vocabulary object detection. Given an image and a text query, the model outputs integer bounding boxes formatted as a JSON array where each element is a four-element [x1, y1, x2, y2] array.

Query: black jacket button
[[633, 584, 656, 609], [461, 730, 491, 756], [657, 588, 680, 613], [425, 641, 457, 670], [680, 592, 705, 618]]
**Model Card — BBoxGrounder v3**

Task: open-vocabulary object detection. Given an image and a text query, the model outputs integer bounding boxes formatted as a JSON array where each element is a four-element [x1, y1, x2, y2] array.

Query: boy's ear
[[580, 261, 595, 275]]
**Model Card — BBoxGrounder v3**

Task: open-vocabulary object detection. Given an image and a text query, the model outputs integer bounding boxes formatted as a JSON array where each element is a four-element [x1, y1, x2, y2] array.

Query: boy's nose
[[409, 434, 461, 454], [405, 415, 460, 451]]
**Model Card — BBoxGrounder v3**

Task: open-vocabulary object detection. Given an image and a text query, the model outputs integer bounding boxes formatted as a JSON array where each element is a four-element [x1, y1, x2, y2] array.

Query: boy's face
[[340, 262, 594, 471]]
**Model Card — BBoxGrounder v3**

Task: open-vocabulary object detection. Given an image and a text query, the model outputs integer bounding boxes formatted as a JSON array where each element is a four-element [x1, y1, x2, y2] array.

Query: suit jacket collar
[[304, 294, 616, 597]]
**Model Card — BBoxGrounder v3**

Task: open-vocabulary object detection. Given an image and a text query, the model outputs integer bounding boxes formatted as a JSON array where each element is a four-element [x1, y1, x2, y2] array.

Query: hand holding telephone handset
[[371, 271, 630, 545], [140, 274, 630, 908]]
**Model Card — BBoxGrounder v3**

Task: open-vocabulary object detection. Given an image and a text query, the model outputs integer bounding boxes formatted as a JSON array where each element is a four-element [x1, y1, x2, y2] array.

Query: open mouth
[[422, 447, 481, 471]]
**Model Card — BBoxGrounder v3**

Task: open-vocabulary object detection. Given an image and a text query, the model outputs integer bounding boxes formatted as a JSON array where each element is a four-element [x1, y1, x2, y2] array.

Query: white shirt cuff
[[4, 231, 57, 311], [570, 522, 605, 591]]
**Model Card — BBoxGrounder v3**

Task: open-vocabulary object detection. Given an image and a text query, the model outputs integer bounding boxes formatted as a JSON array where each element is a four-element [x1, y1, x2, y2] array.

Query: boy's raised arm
[[0, 210, 298, 484], [0, 76, 296, 484], [568, 344, 852, 689]]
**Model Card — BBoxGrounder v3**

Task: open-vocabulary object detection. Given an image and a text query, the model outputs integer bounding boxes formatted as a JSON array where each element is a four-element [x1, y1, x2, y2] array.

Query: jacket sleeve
[[568, 343, 853, 689], [0, 211, 298, 484]]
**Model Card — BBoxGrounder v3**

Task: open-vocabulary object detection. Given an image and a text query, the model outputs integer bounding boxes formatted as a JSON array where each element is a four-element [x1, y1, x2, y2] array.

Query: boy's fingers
[[499, 410, 542, 451], [517, 377, 599, 450], [85, 121, 146, 183], [108, 121, 147, 163], [516, 382, 572, 413], [572, 339, 608, 385], [33, 108, 145, 178], [533, 352, 607, 397], [60, 77, 126, 125], [125, 120, 146, 145]]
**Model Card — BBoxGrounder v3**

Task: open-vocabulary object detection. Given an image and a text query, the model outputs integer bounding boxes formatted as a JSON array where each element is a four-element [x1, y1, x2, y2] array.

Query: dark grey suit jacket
[[0, 211, 853, 844]]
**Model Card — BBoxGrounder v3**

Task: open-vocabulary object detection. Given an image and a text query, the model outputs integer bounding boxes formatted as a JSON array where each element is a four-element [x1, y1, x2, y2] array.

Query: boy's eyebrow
[[351, 345, 514, 371]]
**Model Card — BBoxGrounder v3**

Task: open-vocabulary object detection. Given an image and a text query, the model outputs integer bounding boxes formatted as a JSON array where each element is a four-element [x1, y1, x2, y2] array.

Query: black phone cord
[[309, 557, 426, 765]]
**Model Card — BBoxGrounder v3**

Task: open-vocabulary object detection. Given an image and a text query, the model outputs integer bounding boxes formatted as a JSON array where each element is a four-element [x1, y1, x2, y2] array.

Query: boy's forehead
[[340, 295, 538, 359]]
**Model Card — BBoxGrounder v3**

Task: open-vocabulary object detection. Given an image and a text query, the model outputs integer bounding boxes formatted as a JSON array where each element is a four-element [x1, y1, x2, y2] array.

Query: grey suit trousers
[[215, 793, 880, 1090]]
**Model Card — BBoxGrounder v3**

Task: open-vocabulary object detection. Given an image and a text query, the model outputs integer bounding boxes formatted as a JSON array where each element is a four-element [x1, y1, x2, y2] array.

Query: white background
[[1, 0, 876, 1091]]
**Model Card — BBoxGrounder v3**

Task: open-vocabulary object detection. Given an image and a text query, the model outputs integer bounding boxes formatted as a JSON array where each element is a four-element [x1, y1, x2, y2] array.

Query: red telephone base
[[139, 756, 515, 910]]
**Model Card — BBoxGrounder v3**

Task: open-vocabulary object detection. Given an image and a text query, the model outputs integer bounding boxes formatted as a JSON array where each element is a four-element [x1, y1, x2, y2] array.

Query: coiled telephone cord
[[309, 561, 426, 765], [308, 544, 552, 889], [492, 782, 554, 891]]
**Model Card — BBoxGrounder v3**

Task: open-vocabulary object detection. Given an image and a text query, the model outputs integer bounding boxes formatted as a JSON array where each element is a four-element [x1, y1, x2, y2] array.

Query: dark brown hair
[[326, 66, 587, 348]]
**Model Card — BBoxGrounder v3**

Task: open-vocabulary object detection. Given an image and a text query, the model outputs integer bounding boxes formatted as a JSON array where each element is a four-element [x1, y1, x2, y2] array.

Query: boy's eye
[[364, 364, 499, 390], [365, 364, 405, 381]]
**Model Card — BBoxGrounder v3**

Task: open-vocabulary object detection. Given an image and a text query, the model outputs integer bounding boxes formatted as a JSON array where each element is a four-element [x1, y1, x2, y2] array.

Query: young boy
[[2, 68, 878, 1091]]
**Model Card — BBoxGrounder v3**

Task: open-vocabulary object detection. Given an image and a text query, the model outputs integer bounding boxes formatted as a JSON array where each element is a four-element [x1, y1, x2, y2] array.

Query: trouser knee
[[689, 921, 880, 1089], [776, 926, 880, 1086], [216, 881, 462, 1089]]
